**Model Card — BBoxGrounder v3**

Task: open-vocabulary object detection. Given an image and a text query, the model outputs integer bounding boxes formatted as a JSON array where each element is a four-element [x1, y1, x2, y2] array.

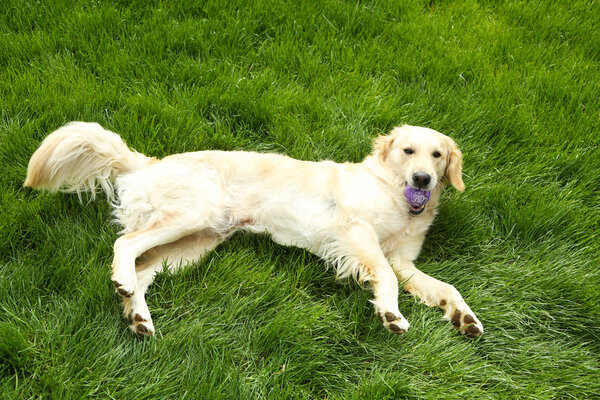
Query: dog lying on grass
[[24, 122, 483, 337]]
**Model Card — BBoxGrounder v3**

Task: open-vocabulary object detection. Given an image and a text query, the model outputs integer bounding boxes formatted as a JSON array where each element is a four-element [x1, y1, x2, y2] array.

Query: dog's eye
[[404, 148, 414, 155], [432, 151, 441, 158]]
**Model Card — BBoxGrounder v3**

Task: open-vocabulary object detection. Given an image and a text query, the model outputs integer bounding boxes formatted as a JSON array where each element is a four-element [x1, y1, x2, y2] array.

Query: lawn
[[1, 0, 599, 398]]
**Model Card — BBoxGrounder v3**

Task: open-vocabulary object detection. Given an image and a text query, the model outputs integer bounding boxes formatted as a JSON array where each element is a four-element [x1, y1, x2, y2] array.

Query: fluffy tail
[[24, 122, 151, 199]]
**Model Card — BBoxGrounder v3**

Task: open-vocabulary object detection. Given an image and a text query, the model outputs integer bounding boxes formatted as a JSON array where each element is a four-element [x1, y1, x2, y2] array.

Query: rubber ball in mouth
[[404, 186, 431, 207]]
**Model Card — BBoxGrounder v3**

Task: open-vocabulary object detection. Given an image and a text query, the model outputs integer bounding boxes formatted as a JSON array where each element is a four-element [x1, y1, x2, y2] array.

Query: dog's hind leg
[[123, 232, 226, 336], [111, 215, 212, 297]]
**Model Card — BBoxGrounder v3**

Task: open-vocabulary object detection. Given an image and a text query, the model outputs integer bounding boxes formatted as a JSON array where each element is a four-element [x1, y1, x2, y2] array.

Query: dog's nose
[[412, 172, 431, 189]]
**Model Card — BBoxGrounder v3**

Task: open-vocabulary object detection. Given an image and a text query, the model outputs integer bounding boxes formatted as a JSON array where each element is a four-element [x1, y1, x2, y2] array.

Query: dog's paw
[[112, 278, 135, 298], [128, 312, 155, 337], [378, 311, 410, 334], [441, 301, 483, 337]]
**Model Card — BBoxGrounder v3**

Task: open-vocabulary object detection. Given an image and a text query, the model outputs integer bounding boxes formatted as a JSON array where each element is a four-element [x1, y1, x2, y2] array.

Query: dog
[[24, 122, 483, 337]]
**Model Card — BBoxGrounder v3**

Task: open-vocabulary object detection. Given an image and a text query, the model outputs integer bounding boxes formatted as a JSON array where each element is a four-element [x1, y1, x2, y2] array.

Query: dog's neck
[[362, 155, 402, 188]]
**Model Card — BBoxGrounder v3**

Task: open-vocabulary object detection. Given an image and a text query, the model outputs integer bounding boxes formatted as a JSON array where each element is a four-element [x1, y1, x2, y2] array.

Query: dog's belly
[[237, 193, 338, 253]]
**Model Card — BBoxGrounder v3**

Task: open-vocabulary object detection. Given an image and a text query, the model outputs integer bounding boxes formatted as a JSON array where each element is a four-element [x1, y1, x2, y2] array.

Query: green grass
[[1, 0, 599, 398]]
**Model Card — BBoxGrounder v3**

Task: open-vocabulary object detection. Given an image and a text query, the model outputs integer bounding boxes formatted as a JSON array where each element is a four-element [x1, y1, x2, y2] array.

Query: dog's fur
[[24, 122, 483, 337]]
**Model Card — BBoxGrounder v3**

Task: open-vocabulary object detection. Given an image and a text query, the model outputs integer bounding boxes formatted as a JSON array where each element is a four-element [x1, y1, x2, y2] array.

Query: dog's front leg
[[368, 262, 411, 334], [390, 256, 483, 337], [338, 225, 410, 334]]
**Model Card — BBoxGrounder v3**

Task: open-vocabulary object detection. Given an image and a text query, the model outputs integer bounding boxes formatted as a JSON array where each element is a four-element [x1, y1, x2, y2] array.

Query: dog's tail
[[24, 122, 151, 199]]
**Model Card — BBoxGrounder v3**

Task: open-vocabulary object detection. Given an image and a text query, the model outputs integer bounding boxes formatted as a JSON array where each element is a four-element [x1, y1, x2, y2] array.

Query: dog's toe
[[130, 319, 154, 337], [388, 323, 407, 334], [126, 310, 154, 337], [135, 323, 150, 335], [445, 307, 483, 337], [378, 312, 410, 334], [459, 313, 483, 337], [465, 324, 482, 337], [112, 280, 134, 298], [117, 287, 133, 297]]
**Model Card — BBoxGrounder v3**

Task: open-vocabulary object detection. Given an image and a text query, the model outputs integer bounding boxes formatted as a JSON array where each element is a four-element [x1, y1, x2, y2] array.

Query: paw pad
[[448, 309, 482, 337], [378, 312, 408, 334], [451, 310, 461, 327], [134, 313, 146, 322], [384, 312, 398, 323], [113, 280, 133, 297], [117, 288, 132, 297], [136, 323, 150, 335], [388, 323, 406, 334], [465, 325, 481, 337]]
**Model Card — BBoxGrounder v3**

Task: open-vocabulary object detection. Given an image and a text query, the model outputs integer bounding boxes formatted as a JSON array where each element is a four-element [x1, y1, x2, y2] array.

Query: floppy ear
[[372, 135, 394, 160], [371, 127, 401, 161], [445, 138, 465, 191]]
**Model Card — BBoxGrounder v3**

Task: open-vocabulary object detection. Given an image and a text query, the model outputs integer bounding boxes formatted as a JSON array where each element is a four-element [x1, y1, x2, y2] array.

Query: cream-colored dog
[[25, 122, 483, 337]]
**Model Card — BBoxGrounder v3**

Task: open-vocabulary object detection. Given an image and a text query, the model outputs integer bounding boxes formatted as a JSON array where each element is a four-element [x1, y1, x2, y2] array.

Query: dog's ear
[[372, 127, 400, 161], [445, 138, 465, 191]]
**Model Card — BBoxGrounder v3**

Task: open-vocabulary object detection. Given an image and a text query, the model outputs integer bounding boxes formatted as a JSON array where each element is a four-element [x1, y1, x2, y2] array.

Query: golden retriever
[[24, 122, 483, 337]]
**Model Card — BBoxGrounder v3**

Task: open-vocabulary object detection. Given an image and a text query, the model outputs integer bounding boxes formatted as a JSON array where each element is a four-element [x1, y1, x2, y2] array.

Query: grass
[[1, 0, 599, 398]]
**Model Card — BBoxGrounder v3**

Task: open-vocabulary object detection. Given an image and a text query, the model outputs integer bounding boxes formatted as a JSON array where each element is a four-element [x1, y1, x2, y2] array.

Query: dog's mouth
[[404, 185, 431, 216], [408, 204, 426, 215]]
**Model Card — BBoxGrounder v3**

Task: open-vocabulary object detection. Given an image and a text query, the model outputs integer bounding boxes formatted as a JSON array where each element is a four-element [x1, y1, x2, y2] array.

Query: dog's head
[[372, 125, 465, 214]]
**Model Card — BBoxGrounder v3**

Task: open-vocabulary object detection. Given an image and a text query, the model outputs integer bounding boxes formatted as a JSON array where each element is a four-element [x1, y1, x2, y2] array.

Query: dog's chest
[[400, 216, 432, 237], [377, 209, 434, 243]]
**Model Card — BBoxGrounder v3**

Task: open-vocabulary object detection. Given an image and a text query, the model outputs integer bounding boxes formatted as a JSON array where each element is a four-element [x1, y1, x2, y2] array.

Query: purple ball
[[404, 186, 431, 207]]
